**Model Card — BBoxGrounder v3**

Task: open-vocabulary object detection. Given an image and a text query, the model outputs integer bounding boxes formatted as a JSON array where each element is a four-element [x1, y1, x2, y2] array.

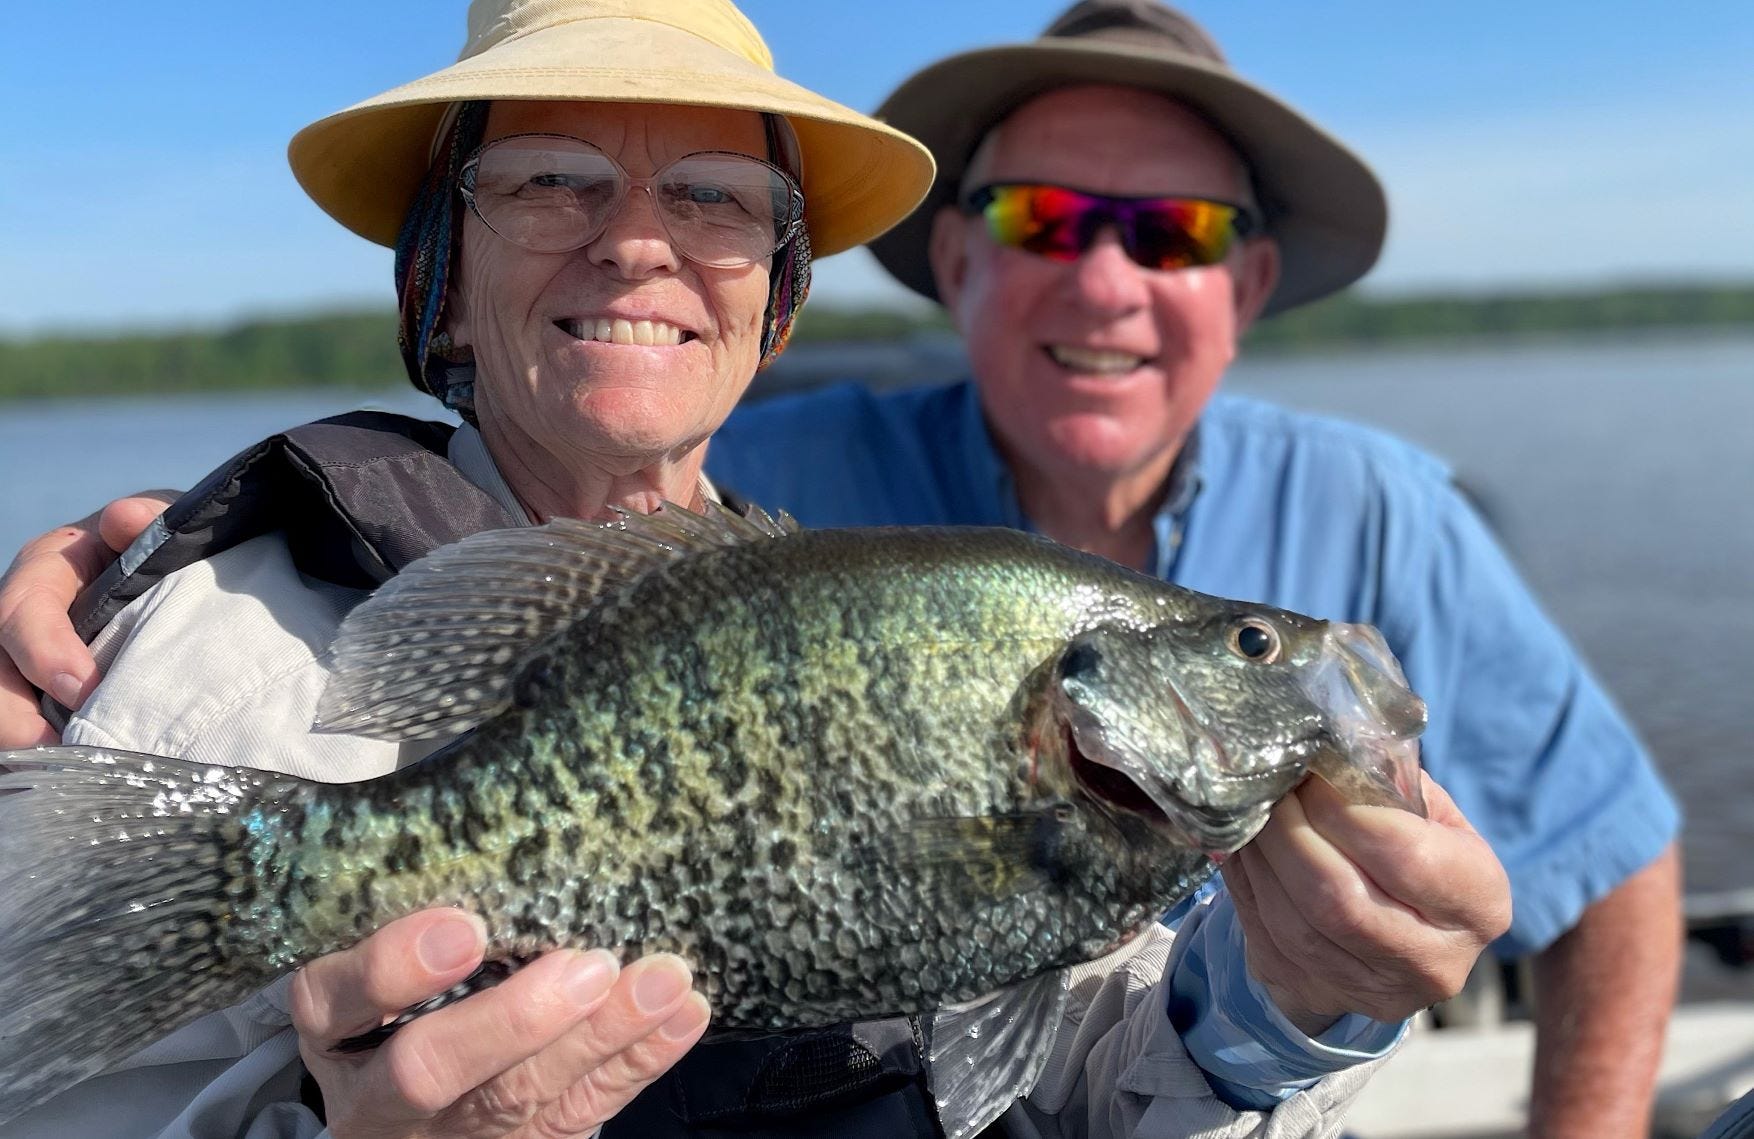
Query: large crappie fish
[[0, 504, 1426, 1134]]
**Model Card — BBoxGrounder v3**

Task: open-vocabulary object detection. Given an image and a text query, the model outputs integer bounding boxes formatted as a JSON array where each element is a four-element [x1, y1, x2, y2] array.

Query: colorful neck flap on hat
[[393, 102, 812, 420]]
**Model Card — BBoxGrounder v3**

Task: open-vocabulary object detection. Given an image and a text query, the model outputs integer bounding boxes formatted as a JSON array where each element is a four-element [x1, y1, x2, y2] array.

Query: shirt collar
[[1151, 427, 1204, 579], [952, 379, 1205, 575], [446, 423, 534, 527], [446, 423, 723, 525], [953, 381, 1030, 531]]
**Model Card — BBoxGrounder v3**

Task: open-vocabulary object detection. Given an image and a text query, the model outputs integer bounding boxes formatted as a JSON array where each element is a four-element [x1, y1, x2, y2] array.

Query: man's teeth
[[563, 318, 684, 346], [1048, 345, 1145, 374]]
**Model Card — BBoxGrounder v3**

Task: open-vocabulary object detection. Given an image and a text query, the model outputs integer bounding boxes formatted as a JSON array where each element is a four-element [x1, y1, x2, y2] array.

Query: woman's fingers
[[446, 954, 699, 1134], [536, 989, 711, 1136], [355, 947, 623, 1122], [289, 909, 490, 1044], [295, 932, 704, 1139]]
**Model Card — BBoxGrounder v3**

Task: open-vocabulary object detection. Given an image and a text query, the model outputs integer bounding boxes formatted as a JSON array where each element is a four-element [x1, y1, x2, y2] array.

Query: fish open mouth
[[1066, 724, 1170, 824], [1062, 721, 1292, 854]]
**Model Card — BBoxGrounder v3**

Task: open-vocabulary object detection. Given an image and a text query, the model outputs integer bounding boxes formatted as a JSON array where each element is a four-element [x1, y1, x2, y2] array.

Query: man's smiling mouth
[[1046, 345, 1146, 374]]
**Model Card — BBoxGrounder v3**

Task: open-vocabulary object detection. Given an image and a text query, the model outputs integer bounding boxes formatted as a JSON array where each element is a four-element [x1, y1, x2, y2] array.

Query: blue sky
[[4, 1, 1751, 334]]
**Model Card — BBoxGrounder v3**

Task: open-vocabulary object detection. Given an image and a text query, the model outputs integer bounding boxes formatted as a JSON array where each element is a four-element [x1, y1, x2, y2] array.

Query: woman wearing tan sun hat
[[0, 3, 932, 1138]]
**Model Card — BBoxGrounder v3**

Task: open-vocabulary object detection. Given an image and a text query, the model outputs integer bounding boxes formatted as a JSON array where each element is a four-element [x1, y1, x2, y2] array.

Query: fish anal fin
[[928, 972, 1069, 1139]]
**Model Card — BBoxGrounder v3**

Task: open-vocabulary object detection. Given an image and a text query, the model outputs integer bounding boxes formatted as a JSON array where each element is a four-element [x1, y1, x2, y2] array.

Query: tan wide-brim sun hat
[[866, 0, 1387, 316], [288, 0, 935, 258]]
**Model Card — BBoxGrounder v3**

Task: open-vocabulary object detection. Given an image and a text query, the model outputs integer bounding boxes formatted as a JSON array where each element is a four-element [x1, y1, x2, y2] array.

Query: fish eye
[[1228, 619, 1281, 664]]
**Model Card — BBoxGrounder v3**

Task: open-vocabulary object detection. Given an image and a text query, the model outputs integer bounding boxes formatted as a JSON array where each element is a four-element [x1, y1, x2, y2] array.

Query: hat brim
[[288, 17, 934, 258], [866, 41, 1386, 316]]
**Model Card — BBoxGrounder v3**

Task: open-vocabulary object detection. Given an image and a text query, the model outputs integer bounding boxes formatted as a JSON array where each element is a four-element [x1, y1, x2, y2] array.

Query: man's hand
[[1222, 771, 1512, 1035], [0, 492, 173, 746], [291, 908, 710, 1139]]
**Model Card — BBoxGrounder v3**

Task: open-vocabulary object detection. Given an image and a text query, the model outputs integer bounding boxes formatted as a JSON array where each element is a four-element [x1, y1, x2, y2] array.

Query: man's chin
[[1036, 419, 1172, 477]]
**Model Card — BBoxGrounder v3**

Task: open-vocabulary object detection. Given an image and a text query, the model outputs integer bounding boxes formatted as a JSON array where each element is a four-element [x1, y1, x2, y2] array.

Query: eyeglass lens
[[463, 136, 801, 268]]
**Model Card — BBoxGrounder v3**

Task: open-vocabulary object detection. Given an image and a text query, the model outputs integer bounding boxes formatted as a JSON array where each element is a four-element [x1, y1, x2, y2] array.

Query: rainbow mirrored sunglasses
[[961, 183, 1260, 271]]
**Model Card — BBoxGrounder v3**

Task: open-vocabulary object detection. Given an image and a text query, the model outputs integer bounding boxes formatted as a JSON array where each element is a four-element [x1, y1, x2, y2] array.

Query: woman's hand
[[1222, 771, 1512, 1035], [291, 908, 710, 1139], [0, 492, 172, 746]]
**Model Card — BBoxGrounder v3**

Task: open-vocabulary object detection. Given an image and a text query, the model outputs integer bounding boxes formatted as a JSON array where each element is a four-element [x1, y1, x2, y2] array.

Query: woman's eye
[[683, 184, 734, 205]]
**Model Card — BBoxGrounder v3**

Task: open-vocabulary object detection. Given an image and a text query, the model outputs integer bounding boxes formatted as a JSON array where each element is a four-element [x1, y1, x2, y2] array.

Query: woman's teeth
[[562, 318, 685, 346], [1048, 345, 1145, 374]]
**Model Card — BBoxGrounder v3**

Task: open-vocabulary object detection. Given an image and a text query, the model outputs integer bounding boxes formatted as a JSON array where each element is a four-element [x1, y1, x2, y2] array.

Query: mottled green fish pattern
[[0, 504, 1425, 1130]]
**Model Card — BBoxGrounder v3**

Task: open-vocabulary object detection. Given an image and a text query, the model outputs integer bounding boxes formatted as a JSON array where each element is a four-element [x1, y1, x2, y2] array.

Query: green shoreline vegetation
[[2, 283, 1751, 402]]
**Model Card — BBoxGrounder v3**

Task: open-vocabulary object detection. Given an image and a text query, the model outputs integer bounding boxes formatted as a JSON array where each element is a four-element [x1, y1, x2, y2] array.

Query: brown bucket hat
[[867, 0, 1387, 316]]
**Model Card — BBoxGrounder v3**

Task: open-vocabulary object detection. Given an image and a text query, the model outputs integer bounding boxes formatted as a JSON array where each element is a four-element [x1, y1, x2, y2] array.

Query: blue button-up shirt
[[707, 379, 1679, 1106]]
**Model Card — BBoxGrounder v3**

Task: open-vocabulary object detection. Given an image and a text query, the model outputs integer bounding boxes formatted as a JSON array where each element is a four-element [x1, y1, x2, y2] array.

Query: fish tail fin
[[0, 746, 295, 1125]]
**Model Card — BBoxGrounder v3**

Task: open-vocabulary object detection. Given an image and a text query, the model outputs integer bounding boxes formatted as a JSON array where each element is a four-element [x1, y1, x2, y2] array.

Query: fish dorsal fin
[[315, 500, 799, 741], [929, 971, 1069, 1139]]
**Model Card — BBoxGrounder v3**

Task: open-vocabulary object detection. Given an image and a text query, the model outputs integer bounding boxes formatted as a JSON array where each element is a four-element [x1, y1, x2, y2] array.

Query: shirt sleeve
[[1166, 889, 1406, 1110], [1381, 483, 1680, 955], [1011, 922, 1398, 1139]]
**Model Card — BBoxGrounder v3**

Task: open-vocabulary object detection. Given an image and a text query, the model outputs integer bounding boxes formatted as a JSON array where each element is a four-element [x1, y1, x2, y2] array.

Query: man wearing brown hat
[[708, 1, 1684, 1134]]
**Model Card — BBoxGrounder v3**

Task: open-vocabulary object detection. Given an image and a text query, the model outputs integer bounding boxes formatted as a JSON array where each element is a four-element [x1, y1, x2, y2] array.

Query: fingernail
[[416, 914, 485, 973], [633, 958, 690, 1014], [659, 993, 710, 1041], [565, 950, 618, 1009], [50, 673, 87, 710]]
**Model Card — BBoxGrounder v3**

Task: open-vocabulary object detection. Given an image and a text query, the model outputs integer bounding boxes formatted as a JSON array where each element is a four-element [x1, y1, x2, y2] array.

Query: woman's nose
[[584, 183, 683, 279]]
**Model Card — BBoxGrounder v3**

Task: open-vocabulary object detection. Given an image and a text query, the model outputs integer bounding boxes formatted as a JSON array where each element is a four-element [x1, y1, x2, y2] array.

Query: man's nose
[[585, 183, 683, 278], [1064, 226, 1150, 315]]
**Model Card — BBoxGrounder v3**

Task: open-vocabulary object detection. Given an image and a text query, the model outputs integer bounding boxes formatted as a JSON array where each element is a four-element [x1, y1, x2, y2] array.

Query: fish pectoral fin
[[315, 501, 799, 741], [872, 813, 1062, 904], [927, 972, 1069, 1139]]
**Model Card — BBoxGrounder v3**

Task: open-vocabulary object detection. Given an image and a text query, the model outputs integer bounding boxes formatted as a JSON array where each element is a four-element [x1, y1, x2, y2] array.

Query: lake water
[[2, 333, 1750, 904]]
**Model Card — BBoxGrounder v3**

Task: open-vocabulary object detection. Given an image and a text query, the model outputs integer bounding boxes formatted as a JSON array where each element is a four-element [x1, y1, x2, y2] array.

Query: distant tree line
[[1244, 284, 1754, 351], [0, 312, 405, 401], [2, 284, 1750, 402]]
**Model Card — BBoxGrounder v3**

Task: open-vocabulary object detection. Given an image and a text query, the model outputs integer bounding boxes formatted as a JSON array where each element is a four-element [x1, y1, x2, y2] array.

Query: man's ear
[[1231, 236, 1282, 333], [927, 205, 972, 319]]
